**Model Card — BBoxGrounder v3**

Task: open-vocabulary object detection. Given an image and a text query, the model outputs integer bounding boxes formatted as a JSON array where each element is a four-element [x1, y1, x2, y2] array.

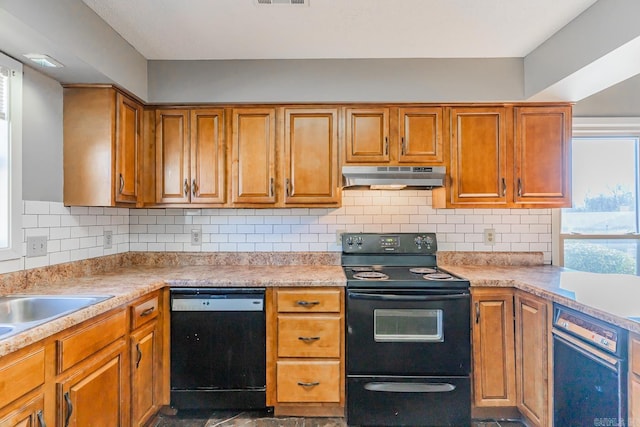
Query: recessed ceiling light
[[255, 0, 309, 6], [23, 53, 64, 68]]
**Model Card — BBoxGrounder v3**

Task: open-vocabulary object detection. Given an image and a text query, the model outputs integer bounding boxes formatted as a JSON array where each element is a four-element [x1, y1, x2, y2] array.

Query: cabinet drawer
[[130, 293, 159, 330], [633, 334, 640, 376], [276, 360, 340, 403], [57, 309, 127, 373], [278, 315, 341, 358], [0, 348, 45, 408], [276, 289, 341, 313]]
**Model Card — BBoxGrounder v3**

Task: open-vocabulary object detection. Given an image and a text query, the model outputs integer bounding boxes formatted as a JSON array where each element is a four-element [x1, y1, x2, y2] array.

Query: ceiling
[[80, 0, 598, 60]]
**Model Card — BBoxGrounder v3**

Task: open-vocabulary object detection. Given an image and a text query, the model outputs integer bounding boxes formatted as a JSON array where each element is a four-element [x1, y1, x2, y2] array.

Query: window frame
[[0, 52, 22, 262], [553, 117, 640, 269]]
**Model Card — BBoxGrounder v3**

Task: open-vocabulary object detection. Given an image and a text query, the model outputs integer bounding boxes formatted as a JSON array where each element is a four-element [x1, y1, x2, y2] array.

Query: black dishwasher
[[170, 288, 266, 410]]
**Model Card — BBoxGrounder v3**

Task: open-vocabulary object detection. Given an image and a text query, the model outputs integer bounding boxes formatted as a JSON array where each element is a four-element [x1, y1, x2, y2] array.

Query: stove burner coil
[[409, 267, 437, 274], [353, 271, 389, 280], [423, 273, 454, 280]]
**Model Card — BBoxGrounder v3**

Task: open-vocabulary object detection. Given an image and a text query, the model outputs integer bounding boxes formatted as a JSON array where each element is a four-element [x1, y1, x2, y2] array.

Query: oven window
[[374, 309, 443, 342]]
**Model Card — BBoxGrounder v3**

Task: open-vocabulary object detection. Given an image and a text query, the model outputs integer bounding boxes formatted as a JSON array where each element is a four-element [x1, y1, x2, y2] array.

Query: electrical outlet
[[104, 230, 113, 249], [191, 229, 202, 246], [336, 229, 346, 245], [483, 228, 496, 246], [27, 236, 47, 257]]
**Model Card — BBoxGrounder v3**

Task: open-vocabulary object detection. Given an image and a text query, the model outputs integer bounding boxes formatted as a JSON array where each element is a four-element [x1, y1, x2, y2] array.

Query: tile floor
[[150, 409, 525, 427]]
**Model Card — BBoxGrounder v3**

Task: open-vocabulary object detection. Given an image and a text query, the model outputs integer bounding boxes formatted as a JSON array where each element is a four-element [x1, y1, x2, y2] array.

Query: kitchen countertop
[[2, 251, 640, 358], [441, 263, 640, 334], [0, 264, 346, 357]]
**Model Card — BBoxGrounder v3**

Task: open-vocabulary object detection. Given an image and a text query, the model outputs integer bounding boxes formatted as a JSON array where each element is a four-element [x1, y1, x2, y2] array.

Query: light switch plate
[[27, 236, 47, 257], [104, 230, 113, 249], [191, 229, 202, 245]]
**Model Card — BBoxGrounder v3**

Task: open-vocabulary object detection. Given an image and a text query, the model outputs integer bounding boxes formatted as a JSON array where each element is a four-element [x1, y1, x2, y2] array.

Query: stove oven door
[[346, 288, 470, 376]]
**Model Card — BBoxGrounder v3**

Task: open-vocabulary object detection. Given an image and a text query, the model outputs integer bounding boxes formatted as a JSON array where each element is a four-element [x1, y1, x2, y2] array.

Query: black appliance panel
[[347, 288, 470, 376], [170, 288, 266, 409], [347, 375, 471, 426]]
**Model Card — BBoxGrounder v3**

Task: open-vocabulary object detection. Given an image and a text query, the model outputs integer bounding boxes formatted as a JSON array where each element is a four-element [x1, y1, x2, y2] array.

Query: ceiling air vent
[[255, 0, 309, 5]]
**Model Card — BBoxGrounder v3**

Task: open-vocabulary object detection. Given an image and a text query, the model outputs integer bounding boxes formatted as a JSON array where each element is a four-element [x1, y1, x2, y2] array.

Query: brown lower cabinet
[[472, 288, 551, 427], [266, 287, 345, 417], [0, 289, 168, 427]]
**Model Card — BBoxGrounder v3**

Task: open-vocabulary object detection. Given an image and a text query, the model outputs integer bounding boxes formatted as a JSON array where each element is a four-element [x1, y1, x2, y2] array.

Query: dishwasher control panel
[[553, 305, 620, 354]]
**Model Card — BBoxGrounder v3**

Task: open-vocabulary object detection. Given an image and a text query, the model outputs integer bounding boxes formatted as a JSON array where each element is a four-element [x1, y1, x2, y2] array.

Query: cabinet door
[[131, 322, 159, 426], [398, 107, 444, 163], [0, 394, 45, 427], [450, 107, 510, 206], [231, 108, 277, 204], [156, 109, 190, 203], [190, 109, 226, 204], [115, 94, 142, 203], [515, 293, 550, 427], [472, 289, 516, 407], [345, 108, 390, 163], [284, 108, 339, 205], [58, 347, 125, 427], [514, 106, 571, 207]]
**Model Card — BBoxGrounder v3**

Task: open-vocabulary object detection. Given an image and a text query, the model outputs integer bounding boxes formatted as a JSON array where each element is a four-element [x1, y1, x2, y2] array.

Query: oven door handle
[[348, 291, 469, 301], [364, 382, 456, 393]]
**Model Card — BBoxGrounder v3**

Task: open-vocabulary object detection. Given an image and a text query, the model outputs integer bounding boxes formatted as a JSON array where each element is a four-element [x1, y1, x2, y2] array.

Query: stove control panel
[[342, 233, 437, 254]]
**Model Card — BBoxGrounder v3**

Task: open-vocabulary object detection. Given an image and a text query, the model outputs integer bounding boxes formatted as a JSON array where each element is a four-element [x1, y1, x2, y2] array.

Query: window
[[556, 118, 640, 275], [0, 52, 22, 261]]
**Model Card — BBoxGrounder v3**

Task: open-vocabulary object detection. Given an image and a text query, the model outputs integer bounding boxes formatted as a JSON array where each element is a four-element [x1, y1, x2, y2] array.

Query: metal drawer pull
[[298, 336, 320, 342], [295, 300, 320, 307], [140, 307, 155, 317], [63, 391, 73, 427], [298, 381, 320, 387], [364, 382, 456, 393]]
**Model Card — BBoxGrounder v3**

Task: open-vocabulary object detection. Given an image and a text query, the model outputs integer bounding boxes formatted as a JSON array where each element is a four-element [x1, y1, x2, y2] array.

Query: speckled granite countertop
[[440, 263, 640, 335], [0, 261, 346, 357]]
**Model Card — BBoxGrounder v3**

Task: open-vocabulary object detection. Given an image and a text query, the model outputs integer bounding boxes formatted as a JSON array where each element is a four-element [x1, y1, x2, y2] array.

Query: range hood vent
[[342, 165, 446, 189]]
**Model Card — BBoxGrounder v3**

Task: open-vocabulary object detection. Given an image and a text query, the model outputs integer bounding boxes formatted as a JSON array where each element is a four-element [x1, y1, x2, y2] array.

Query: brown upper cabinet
[[345, 106, 444, 165], [231, 107, 340, 207], [434, 104, 571, 208], [283, 108, 340, 206], [155, 108, 226, 205], [231, 107, 277, 205], [64, 86, 143, 206]]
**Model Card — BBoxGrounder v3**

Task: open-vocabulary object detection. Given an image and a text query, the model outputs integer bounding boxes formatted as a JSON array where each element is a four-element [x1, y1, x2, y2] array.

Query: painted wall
[[22, 66, 63, 202], [573, 73, 640, 116], [148, 58, 524, 104]]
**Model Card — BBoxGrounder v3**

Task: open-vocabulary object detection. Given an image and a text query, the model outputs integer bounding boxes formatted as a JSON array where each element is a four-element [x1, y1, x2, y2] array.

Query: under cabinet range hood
[[342, 165, 446, 189]]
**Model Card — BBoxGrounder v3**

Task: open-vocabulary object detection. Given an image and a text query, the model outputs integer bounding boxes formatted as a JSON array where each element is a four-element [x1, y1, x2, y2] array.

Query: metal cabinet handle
[[37, 410, 46, 427], [298, 336, 321, 342], [517, 178, 522, 197], [501, 178, 507, 197], [269, 177, 274, 197], [183, 179, 189, 197], [401, 137, 406, 155], [136, 343, 142, 368], [297, 381, 320, 387], [384, 137, 389, 155], [475, 302, 480, 324], [285, 178, 292, 197], [63, 392, 73, 427], [192, 179, 198, 197], [140, 307, 155, 317], [118, 174, 124, 194], [296, 300, 320, 307]]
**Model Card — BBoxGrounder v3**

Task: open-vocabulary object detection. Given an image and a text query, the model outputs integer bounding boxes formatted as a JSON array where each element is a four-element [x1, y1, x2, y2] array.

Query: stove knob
[[414, 236, 424, 249], [601, 338, 609, 346], [356, 236, 363, 248], [425, 236, 433, 249], [346, 237, 353, 247]]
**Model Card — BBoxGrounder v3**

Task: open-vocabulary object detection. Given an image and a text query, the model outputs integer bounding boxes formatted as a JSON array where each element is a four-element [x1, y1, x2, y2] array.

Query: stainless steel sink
[[0, 295, 113, 340]]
